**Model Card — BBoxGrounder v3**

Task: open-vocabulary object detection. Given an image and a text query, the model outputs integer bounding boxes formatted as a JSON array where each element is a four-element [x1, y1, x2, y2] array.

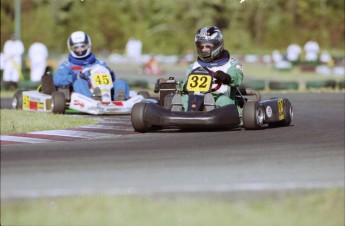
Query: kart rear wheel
[[52, 91, 66, 114], [268, 99, 293, 127], [12, 90, 24, 109], [131, 102, 153, 133], [243, 101, 264, 130]]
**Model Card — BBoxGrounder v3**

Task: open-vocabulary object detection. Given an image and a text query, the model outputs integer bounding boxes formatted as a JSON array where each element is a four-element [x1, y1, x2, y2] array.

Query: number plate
[[92, 74, 112, 85], [278, 99, 284, 120], [186, 74, 212, 92]]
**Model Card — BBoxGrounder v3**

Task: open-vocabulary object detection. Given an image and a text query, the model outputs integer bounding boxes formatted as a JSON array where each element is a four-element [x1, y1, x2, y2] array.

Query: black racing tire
[[243, 101, 264, 130], [41, 73, 56, 95], [240, 80, 266, 90], [305, 80, 336, 89], [12, 90, 24, 109], [131, 102, 151, 133], [138, 91, 150, 98], [52, 91, 66, 114], [268, 99, 293, 127], [269, 81, 299, 90]]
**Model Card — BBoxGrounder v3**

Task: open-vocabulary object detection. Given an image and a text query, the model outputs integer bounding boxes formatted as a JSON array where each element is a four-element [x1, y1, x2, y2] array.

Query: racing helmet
[[67, 31, 92, 58], [194, 26, 224, 62]]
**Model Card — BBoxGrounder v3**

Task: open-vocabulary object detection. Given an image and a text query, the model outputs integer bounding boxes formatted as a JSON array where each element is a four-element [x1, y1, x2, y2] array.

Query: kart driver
[[172, 26, 244, 111], [53, 31, 130, 100]]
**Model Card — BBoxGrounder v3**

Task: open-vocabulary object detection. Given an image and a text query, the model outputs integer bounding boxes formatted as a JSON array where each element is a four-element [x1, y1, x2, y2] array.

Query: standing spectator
[[143, 56, 163, 76], [286, 43, 302, 65], [2, 34, 24, 89], [304, 40, 319, 64], [320, 50, 334, 67], [125, 37, 142, 63], [28, 39, 48, 82]]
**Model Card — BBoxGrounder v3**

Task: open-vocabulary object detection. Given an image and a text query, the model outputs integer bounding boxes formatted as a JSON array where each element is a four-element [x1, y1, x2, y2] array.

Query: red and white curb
[[0, 118, 136, 145]]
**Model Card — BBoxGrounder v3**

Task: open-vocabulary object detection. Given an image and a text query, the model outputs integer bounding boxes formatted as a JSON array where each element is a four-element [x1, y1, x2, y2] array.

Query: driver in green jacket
[[172, 26, 244, 111]]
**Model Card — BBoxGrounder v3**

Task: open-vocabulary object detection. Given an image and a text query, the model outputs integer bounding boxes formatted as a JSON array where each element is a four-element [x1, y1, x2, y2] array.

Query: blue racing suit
[[53, 53, 129, 100]]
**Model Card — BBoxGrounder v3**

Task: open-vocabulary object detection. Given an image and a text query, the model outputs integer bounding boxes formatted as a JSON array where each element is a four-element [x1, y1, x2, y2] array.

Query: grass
[[0, 109, 99, 134], [1, 189, 344, 226]]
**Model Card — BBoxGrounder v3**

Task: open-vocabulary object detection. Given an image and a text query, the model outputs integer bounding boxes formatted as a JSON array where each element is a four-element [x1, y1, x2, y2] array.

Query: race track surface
[[1, 93, 344, 199]]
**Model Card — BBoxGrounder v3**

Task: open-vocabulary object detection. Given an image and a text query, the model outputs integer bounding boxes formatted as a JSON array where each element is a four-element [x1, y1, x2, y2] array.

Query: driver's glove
[[214, 70, 232, 84]]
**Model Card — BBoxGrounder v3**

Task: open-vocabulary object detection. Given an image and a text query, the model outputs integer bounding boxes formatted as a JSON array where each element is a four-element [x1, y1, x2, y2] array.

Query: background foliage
[[1, 0, 344, 56]]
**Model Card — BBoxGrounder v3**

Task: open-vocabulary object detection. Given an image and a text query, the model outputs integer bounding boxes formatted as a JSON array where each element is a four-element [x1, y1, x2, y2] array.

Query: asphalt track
[[1, 92, 344, 200]]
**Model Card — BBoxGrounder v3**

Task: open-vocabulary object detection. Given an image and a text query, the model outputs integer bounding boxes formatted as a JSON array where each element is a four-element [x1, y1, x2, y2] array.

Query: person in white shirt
[[286, 43, 302, 65], [28, 40, 48, 82], [304, 40, 319, 63], [2, 34, 24, 87]]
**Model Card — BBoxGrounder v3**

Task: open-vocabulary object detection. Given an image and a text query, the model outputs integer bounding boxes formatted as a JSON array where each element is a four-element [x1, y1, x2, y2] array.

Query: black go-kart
[[131, 67, 293, 132]]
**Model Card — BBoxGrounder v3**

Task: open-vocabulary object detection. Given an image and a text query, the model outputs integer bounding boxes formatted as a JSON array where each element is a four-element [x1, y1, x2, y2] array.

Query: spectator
[[28, 39, 49, 82], [125, 37, 142, 62], [304, 40, 319, 64], [320, 50, 334, 67], [286, 43, 302, 65], [143, 56, 163, 75], [2, 34, 24, 89]]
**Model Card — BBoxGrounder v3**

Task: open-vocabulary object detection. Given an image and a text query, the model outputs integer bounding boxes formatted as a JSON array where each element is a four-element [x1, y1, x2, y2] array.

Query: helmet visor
[[71, 43, 88, 52], [196, 43, 214, 50]]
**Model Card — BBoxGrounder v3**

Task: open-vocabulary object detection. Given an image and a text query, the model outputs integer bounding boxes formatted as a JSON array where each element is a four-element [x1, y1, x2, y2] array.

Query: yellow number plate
[[186, 74, 212, 92], [92, 74, 112, 85], [278, 99, 284, 120], [23, 94, 30, 109]]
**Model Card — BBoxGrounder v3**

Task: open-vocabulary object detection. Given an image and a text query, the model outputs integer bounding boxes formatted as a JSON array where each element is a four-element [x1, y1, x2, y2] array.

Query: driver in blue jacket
[[53, 31, 129, 100]]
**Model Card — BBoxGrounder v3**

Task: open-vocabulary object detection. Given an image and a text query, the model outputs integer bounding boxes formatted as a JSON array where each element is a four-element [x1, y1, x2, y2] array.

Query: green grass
[[1, 189, 343, 226], [0, 109, 99, 134]]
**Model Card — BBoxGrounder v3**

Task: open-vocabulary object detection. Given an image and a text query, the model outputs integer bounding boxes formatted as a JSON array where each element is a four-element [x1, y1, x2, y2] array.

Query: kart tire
[[305, 80, 336, 89], [240, 80, 266, 90], [268, 99, 293, 127], [52, 91, 66, 114], [131, 102, 151, 133], [12, 90, 24, 109], [41, 73, 56, 95], [243, 101, 264, 130], [268, 81, 299, 90]]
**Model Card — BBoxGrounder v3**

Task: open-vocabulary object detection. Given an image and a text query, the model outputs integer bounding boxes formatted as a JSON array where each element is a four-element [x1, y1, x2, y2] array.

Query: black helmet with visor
[[195, 26, 224, 62]]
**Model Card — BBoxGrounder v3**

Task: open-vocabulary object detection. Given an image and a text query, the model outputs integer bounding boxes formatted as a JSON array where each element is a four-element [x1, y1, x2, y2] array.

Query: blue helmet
[[67, 31, 92, 58]]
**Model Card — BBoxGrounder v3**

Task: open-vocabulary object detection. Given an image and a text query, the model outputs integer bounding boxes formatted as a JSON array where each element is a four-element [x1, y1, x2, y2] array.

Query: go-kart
[[12, 64, 148, 115], [131, 67, 293, 132]]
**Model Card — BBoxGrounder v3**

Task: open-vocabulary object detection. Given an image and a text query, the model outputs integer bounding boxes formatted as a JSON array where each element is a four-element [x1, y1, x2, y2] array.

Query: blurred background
[[1, 0, 344, 54], [0, 0, 344, 88]]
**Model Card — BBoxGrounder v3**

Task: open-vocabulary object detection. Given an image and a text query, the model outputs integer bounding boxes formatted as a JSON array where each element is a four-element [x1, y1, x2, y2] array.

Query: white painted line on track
[[0, 135, 57, 144], [78, 124, 133, 130], [2, 181, 344, 199], [31, 130, 122, 139]]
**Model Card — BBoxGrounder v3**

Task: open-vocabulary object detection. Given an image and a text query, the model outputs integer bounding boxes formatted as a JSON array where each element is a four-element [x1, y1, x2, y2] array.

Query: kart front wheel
[[131, 102, 151, 133], [268, 99, 293, 127], [243, 101, 264, 130], [52, 91, 66, 114], [12, 90, 24, 109]]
